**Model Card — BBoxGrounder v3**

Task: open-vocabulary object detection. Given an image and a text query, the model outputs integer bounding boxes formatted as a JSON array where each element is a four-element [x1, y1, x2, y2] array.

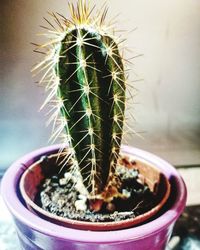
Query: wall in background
[[1, 0, 200, 170]]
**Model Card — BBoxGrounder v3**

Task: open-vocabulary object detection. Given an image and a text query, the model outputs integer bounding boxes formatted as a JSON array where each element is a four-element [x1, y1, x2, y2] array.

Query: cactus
[[32, 0, 127, 202]]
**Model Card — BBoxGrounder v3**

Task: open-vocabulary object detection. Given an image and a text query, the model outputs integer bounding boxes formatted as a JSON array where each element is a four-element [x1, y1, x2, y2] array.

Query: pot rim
[[1, 144, 187, 243]]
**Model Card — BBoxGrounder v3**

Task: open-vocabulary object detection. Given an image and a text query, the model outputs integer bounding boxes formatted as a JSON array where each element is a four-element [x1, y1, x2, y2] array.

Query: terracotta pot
[[1, 145, 187, 250], [19, 149, 171, 231]]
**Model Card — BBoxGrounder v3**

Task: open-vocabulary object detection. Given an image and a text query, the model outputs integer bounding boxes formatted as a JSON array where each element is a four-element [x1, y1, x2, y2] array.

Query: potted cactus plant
[[1, 1, 186, 249]]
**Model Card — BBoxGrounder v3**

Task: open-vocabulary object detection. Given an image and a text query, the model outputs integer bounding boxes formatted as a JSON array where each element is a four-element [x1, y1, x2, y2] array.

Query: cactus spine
[[33, 0, 126, 201]]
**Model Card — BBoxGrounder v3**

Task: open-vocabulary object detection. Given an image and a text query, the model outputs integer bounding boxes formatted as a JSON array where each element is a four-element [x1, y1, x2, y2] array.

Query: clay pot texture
[[1, 145, 187, 250]]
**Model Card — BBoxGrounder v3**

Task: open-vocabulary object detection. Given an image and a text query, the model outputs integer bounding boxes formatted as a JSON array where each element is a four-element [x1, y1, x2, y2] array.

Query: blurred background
[[1, 0, 200, 172]]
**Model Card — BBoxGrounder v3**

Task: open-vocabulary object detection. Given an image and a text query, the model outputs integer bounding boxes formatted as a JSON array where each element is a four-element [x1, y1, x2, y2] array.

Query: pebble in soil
[[36, 157, 158, 223]]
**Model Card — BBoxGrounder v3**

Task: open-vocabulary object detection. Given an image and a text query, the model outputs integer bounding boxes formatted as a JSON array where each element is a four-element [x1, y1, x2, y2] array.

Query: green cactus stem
[[32, 0, 127, 201], [57, 28, 125, 197]]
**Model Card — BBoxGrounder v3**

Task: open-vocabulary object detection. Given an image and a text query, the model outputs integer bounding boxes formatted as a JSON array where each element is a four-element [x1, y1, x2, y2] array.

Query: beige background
[[1, 0, 200, 169]]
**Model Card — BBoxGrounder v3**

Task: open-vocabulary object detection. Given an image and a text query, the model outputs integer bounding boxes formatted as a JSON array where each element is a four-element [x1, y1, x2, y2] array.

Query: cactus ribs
[[32, 0, 139, 215]]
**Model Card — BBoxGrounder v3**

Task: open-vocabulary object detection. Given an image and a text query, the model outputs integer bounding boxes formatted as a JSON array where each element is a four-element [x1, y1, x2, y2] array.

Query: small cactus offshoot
[[32, 0, 136, 207]]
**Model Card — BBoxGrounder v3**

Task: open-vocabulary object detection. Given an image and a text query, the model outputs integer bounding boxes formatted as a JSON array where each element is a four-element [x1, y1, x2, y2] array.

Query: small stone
[[64, 172, 72, 180], [130, 169, 138, 178], [75, 200, 87, 211], [78, 194, 87, 202], [59, 178, 67, 186], [122, 189, 131, 198], [52, 182, 59, 187], [75, 180, 88, 195]]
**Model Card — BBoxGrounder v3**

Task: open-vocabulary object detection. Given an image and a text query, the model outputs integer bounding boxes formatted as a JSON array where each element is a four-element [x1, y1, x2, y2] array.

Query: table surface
[[0, 167, 200, 250]]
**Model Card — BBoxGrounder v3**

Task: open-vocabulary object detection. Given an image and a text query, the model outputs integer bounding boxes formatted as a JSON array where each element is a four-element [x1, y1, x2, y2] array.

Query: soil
[[35, 156, 159, 223]]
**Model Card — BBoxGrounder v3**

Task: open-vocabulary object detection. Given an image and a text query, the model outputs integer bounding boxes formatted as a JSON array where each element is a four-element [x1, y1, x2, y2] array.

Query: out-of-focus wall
[[1, 0, 200, 170]]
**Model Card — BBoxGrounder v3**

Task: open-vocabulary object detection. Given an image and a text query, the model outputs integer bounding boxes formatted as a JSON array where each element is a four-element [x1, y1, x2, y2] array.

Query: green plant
[[32, 0, 131, 209]]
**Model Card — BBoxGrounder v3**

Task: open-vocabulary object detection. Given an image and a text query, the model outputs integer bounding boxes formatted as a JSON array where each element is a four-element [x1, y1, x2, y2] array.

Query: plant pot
[[1, 145, 187, 250], [19, 149, 171, 231]]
